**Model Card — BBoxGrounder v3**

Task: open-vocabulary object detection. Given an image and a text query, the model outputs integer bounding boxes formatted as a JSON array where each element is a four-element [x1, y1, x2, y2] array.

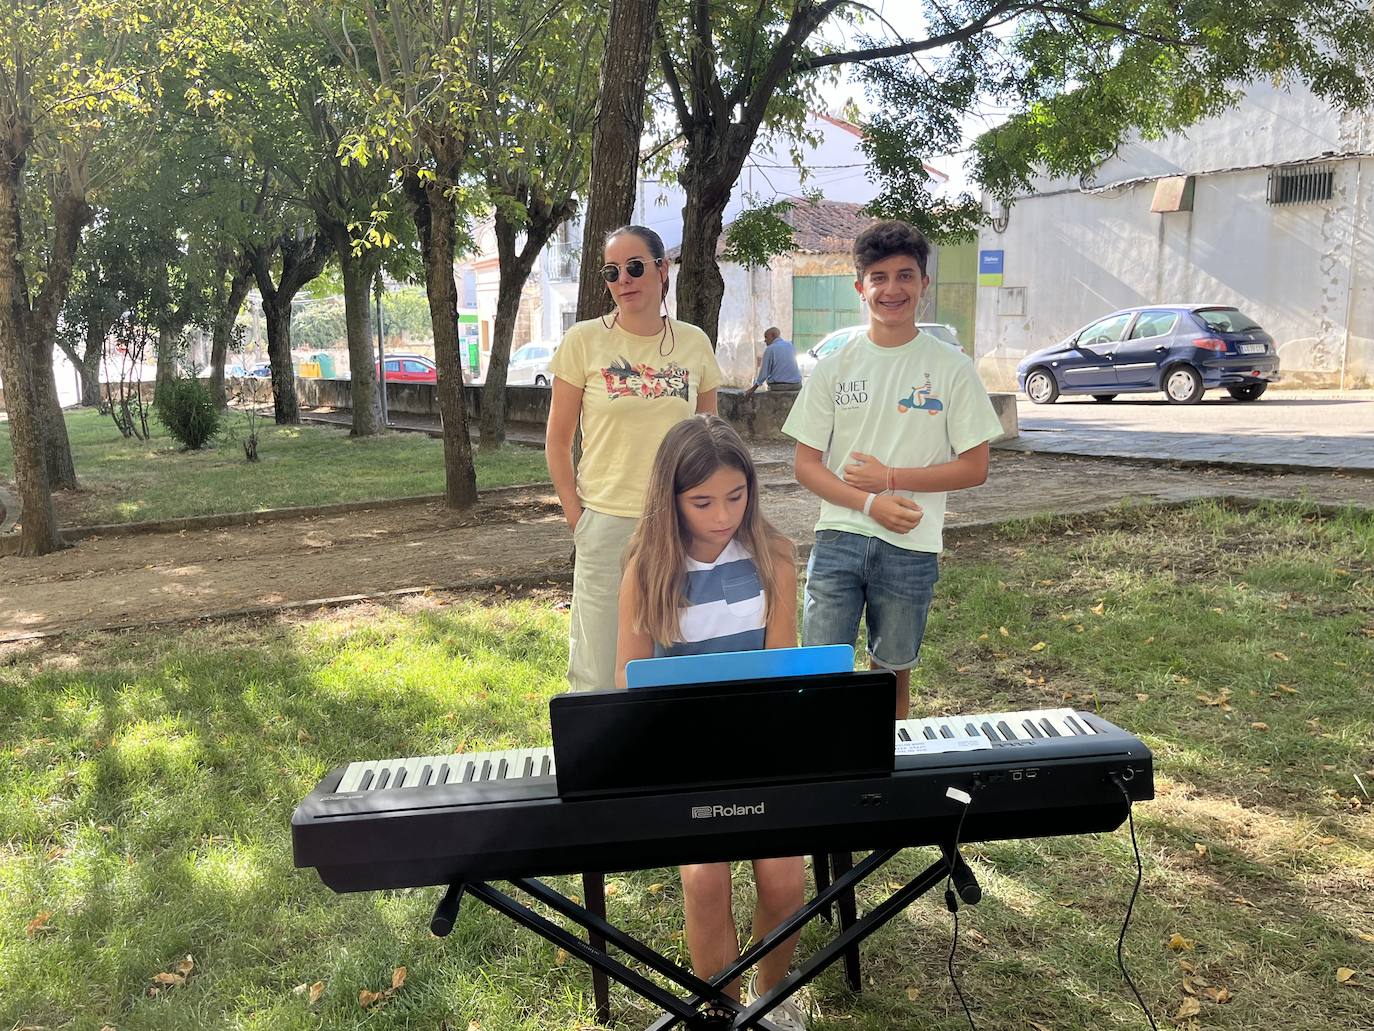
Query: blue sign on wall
[[978, 250, 1004, 286]]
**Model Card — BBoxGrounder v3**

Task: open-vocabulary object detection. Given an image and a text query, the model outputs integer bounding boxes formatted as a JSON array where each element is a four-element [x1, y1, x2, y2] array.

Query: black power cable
[[1110, 772, 1159, 1030], [943, 780, 982, 1031]]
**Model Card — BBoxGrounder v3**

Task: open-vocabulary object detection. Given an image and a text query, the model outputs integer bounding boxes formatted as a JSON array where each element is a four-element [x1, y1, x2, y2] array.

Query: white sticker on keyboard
[[896, 738, 995, 755]]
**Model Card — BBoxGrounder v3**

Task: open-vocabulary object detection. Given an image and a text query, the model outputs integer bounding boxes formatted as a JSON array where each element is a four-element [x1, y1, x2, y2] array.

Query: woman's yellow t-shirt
[[549, 317, 722, 517]]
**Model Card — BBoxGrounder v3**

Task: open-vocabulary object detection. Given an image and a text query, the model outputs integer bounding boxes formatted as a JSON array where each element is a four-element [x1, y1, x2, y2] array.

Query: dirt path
[[3, 451, 1372, 640]]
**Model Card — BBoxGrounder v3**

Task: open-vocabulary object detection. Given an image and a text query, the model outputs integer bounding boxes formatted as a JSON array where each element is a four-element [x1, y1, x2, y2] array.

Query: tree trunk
[[575, 0, 661, 322], [78, 319, 104, 405], [323, 220, 383, 438], [674, 142, 748, 347], [33, 355, 78, 489], [249, 233, 331, 426], [260, 299, 299, 425], [0, 156, 63, 555], [209, 259, 252, 408], [155, 326, 177, 388], [413, 177, 478, 508], [480, 208, 547, 449]]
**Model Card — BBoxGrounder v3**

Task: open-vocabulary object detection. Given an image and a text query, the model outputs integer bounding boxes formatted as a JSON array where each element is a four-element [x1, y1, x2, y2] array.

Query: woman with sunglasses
[[546, 225, 722, 691]]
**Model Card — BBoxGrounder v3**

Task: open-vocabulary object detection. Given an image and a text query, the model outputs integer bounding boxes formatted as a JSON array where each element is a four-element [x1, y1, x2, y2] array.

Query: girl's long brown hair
[[623, 415, 793, 647]]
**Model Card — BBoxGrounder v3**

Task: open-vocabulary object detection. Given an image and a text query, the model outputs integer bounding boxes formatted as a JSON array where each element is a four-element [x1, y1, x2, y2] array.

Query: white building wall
[[975, 83, 1374, 390]]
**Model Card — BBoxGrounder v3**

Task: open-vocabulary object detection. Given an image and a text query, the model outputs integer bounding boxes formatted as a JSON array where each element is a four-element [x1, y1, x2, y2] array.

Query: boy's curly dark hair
[[853, 219, 931, 278]]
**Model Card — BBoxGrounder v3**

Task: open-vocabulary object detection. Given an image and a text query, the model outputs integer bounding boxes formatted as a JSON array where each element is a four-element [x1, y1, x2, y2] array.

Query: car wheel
[[1092, 394, 1118, 402], [1164, 365, 1204, 404], [534, 375, 549, 387], [1226, 383, 1267, 402], [1025, 368, 1059, 404]]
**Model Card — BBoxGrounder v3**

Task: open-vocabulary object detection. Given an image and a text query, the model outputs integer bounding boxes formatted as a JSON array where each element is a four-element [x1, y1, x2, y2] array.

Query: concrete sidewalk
[[295, 387, 1374, 473], [1004, 391, 1374, 472]]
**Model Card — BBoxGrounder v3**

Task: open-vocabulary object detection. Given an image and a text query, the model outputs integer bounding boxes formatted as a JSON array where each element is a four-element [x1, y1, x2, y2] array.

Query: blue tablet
[[624, 644, 856, 689]]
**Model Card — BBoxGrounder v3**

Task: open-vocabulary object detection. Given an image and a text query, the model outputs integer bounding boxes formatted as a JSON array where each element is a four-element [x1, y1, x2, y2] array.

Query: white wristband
[[862, 493, 877, 517]]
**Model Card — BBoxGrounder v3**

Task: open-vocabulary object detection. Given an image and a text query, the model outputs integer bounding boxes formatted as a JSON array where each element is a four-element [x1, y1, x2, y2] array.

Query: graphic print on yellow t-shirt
[[601, 357, 691, 401]]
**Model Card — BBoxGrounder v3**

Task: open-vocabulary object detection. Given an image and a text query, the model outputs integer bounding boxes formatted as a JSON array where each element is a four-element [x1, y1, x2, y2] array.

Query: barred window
[[1267, 164, 1334, 206]]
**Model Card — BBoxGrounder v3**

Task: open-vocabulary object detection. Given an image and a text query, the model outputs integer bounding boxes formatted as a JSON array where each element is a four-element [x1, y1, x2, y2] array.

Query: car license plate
[[1239, 343, 1266, 354]]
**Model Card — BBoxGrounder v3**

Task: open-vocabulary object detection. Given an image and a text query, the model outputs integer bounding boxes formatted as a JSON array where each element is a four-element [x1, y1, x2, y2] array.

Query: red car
[[376, 354, 438, 383]]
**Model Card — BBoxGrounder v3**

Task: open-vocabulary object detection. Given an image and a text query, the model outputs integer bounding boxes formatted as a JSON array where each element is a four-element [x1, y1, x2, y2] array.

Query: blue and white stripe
[[656, 539, 766, 657]]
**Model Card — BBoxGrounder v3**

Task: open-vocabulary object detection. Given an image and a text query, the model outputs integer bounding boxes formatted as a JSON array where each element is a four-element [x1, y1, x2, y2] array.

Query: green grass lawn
[[2, 501, 1371, 1030], [0, 407, 551, 526]]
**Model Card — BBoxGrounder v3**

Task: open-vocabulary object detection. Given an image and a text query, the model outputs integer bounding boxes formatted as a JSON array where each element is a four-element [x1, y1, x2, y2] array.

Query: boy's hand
[[843, 452, 890, 492], [869, 494, 923, 534]]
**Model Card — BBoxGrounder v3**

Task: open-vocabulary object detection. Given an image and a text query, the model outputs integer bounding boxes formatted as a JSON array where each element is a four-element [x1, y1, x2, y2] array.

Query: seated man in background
[[744, 326, 803, 397]]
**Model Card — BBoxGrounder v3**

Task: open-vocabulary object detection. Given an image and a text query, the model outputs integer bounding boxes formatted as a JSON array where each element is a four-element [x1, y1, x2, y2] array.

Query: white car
[[794, 323, 962, 380], [507, 341, 559, 386]]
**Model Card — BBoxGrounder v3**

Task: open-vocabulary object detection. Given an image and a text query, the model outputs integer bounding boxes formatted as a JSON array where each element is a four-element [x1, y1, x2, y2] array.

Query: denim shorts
[[803, 530, 939, 671]]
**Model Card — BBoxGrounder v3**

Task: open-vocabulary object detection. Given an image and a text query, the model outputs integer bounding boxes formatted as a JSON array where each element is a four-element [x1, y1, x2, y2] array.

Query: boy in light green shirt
[[782, 220, 1004, 718]]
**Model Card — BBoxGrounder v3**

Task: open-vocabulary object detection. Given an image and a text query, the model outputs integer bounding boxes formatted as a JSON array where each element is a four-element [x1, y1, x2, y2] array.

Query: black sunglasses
[[600, 257, 662, 283]]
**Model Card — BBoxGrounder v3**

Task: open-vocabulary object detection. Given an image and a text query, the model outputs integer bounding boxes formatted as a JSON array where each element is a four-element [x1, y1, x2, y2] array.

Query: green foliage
[[722, 199, 797, 268], [153, 376, 222, 450]]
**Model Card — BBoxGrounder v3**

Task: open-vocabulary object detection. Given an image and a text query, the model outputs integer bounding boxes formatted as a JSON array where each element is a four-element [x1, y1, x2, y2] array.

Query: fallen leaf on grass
[[905, 987, 921, 1001], [1337, 967, 1362, 986], [555, 948, 569, 966], [1136, 693, 1150, 702], [293, 981, 326, 1005], [1090, 602, 1105, 616], [1277, 683, 1298, 694], [1271, 651, 1290, 662], [1029, 641, 1047, 652], [359, 989, 388, 1008], [152, 972, 185, 986], [174, 955, 194, 976], [46, 845, 71, 862], [647, 882, 664, 895], [1193, 843, 1208, 857], [1232, 896, 1256, 908], [1175, 996, 1202, 1019], [1359, 932, 1374, 944], [1167, 933, 1196, 952], [1201, 986, 1232, 1004], [26, 911, 53, 936], [998, 626, 1010, 637], [1251, 722, 1270, 731]]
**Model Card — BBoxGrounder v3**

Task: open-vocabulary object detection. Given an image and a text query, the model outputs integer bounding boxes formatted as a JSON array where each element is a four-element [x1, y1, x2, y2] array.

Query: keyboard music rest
[[292, 708, 1153, 893]]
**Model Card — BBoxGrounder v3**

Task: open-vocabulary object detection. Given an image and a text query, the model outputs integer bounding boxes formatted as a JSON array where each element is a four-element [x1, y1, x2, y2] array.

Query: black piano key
[[923, 726, 937, 740], [897, 727, 911, 742], [419, 764, 433, 786], [939, 724, 955, 738], [437, 762, 450, 784], [979, 721, 999, 742], [375, 768, 391, 790], [965, 722, 980, 737], [480, 759, 493, 782], [997, 720, 1016, 741], [495, 758, 509, 780], [463, 762, 477, 782], [359, 770, 374, 791], [1064, 715, 1087, 736], [523, 755, 534, 777], [1022, 719, 1043, 739], [540, 753, 552, 776], [393, 767, 407, 788], [1038, 718, 1060, 737]]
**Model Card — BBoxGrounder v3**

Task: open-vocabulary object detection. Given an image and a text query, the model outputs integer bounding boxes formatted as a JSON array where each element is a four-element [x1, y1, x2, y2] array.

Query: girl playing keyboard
[[615, 414, 808, 1030]]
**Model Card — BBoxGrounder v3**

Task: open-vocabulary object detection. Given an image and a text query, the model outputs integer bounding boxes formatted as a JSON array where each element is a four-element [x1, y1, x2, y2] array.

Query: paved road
[[1001, 390, 1374, 471]]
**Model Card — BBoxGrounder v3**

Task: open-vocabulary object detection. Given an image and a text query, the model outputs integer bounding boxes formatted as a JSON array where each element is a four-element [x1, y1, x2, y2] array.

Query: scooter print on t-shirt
[[898, 374, 943, 415]]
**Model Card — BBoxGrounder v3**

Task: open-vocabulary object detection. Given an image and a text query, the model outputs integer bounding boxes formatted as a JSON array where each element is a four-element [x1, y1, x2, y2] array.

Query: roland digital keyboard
[[293, 707, 1153, 892]]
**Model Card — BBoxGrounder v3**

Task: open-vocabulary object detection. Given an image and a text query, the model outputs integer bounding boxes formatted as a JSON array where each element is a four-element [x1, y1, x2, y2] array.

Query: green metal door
[[792, 275, 863, 352]]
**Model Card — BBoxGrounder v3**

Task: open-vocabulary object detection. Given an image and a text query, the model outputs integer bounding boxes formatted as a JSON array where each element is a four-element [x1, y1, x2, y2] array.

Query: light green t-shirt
[[782, 330, 1003, 553], [549, 317, 722, 518]]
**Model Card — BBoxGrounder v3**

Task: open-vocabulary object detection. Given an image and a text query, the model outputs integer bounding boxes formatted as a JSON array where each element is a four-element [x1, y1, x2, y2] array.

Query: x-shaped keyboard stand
[[430, 844, 980, 1030]]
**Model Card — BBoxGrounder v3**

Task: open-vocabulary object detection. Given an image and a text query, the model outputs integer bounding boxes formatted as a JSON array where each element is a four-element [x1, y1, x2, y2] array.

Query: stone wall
[[230, 376, 1019, 444]]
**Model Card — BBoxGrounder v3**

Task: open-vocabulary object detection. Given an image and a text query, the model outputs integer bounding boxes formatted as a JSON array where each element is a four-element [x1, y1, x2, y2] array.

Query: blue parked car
[[1017, 305, 1280, 405]]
